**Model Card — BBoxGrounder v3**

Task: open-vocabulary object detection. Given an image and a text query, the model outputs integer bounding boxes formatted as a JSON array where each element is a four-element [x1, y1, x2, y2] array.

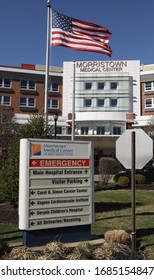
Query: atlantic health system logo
[[31, 143, 41, 156]]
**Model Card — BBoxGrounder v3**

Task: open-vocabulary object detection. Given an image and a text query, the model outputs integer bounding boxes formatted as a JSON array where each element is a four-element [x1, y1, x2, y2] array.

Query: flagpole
[[71, 60, 76, 141], [44, 0, 51, 129]]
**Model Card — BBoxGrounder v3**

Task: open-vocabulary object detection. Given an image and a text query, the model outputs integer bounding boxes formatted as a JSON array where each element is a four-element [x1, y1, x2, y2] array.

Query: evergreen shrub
[[118, 176, 130, 187], [135, 174, 146, 184], [113, 173, 121, 183]]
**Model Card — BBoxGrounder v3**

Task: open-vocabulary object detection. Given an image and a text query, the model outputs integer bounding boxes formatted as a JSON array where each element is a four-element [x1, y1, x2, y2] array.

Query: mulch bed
[[0, 203, 18, 224]]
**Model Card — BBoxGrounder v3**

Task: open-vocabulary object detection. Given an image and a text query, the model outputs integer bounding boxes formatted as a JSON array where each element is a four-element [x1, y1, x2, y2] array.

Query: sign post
[[19, 139, 94, 246], [116, 129, 153, 250], [131, 131, 136, 250]]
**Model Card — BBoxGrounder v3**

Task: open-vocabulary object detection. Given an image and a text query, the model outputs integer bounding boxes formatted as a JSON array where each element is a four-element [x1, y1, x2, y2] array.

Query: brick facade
[[0, 64, 63, 118]]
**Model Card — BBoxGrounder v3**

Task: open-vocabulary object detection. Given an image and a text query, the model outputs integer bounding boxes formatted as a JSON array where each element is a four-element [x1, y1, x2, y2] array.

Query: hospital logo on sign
[[31, 144, 41, 156]]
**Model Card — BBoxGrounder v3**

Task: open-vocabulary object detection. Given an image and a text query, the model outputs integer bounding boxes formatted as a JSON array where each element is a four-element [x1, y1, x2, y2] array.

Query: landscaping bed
[[1, 232, 146, 260], [0, 203, 18, 224]]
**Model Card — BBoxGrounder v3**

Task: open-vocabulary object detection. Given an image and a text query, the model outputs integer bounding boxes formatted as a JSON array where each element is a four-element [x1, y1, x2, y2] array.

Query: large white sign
[[19, 139, 94, 231]]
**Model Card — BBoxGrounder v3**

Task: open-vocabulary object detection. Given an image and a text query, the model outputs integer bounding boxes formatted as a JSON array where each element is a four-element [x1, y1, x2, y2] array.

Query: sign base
[[22, 225, 91, 247]]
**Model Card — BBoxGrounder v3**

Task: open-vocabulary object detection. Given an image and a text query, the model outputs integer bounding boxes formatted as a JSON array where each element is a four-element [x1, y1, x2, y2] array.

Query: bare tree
[[144, 116, 154, 139], [99, 157, 122, 184]]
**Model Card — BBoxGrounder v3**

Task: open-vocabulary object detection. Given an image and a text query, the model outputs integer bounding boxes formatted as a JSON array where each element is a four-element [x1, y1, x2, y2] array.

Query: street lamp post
[[53, 112, 59, 138]]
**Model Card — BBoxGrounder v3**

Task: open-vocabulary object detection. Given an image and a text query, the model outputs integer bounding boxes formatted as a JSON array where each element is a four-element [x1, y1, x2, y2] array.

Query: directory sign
[[19, 139, 94, 231]]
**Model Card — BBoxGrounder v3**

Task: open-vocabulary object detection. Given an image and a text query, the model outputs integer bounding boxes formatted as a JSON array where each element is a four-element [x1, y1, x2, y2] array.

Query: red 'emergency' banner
[[30, 159, 90, 168]]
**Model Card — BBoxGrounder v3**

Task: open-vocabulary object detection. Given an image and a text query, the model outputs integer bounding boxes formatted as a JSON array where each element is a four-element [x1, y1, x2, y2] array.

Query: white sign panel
[[116, 129, 153, 169], [19, 139, 94, 231]]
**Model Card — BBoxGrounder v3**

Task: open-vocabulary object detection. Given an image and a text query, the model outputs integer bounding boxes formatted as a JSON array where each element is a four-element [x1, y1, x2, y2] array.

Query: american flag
[[51, 10, 112, 57]]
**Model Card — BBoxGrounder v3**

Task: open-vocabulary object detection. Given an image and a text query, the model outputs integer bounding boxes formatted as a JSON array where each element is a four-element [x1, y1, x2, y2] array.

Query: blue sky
[[1, 0, 154, 67]]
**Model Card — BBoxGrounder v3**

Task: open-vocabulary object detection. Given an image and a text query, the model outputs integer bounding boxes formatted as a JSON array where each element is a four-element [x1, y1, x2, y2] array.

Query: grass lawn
[[0, 188, 154, 259], [92, 188, 154, 259], [0, 224, 22, 244]]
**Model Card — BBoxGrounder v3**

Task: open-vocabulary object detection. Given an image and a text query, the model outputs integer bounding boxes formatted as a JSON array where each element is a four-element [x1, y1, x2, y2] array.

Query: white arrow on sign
[[31, 160, 37, 166], [116, 129, 153, 169]]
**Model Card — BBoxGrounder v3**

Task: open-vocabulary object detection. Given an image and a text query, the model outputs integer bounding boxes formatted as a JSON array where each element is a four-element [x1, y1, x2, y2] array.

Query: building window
[[0, 78, 11, 88], [85, 82, 92, 90], [97, 126, 105, 135], [20, 80, 36, 90], [145, 98, 154, 108], [97, 82, 104, 90], [110, 82, 118, 89], [20, 97, 35, 107], [0, 95, 11, 105], [81, 127, 89, 135], [97, 98, 104, 107], [145, 81, 154, 91], [84, 98, 92, 107], [110, 98, 118, 107], [49, 82, 59, 92], [113, 127, 121, 135], [56, 127, 62, 134], [48, 99, 59, 109]]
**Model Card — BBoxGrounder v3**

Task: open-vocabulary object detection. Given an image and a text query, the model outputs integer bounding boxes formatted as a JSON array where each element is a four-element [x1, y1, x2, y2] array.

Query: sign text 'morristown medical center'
[[76, 61, 127, 72]]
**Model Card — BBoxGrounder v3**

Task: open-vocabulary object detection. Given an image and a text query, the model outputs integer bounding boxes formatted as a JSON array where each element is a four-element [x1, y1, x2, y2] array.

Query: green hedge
[[118, 176, 130, 187], [135, 174, 146, 184]]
